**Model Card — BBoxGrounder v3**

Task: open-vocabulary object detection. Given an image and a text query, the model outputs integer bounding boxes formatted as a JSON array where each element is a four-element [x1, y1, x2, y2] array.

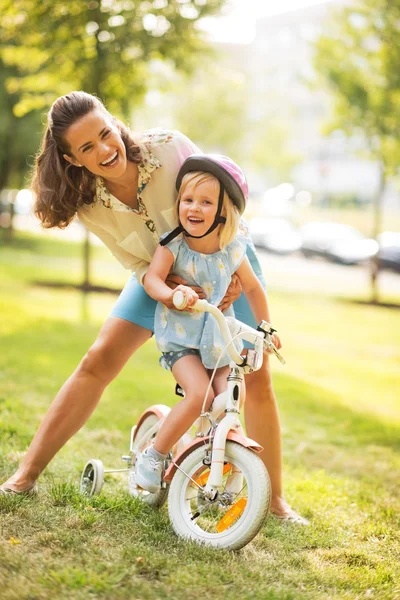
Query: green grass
[[0, 232, 399, 600]]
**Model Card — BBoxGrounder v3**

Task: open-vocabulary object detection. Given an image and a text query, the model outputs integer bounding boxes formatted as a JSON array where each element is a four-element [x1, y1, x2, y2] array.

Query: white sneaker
[[135, 448, 164, 494]]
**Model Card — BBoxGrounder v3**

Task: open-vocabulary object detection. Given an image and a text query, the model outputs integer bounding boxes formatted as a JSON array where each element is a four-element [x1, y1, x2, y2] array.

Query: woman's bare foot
[[270, 496, 309, 525], [0, 472, 38, 496]]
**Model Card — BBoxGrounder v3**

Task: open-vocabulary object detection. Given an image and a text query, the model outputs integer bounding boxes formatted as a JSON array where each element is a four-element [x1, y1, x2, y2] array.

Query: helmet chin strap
[[160, 182, 226, 247]]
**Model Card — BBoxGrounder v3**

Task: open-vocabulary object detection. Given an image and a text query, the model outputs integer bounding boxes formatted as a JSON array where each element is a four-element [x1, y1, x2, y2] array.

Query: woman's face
[[63, 108, 128, 179]]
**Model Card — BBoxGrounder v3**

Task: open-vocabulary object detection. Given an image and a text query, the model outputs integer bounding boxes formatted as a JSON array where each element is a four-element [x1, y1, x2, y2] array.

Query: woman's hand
[[164, 284, 199, 311], [166, 274, 206, 299], [218, 273, 242, 312]]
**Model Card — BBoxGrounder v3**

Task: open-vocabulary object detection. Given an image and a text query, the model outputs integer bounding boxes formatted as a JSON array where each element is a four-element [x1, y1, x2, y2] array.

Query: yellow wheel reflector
[[216, 497, 247, 532], [193, 463, 231, 487]]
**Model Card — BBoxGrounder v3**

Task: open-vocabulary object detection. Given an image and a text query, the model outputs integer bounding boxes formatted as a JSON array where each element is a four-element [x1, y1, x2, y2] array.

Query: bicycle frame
[[161, 292, 283, 497]]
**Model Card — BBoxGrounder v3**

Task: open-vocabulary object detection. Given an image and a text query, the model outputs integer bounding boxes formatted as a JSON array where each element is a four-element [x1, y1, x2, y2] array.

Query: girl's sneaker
[[135, 447, 165, 493]]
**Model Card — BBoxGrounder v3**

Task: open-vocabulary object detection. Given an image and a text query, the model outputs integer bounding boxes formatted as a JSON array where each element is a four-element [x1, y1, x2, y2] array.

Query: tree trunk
[[83, 228, 91, 290], [370, 162, 385, 304], [4, 197, 15, 242]]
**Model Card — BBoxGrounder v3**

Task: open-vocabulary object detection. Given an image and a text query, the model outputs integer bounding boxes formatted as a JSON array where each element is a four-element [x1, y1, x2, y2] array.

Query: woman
[[0, 91, 307, 524]]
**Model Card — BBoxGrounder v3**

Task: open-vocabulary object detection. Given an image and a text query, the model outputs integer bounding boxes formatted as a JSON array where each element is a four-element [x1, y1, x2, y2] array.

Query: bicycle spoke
[[182, 458, 250, 534]]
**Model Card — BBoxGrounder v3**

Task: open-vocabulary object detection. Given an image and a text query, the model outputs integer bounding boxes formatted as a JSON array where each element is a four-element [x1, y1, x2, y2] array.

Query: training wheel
[[80, 459, 104, 496]]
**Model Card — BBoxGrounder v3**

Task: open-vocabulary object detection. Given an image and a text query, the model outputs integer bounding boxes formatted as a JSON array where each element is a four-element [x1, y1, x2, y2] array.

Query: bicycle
[[80, 290, 285, 550]]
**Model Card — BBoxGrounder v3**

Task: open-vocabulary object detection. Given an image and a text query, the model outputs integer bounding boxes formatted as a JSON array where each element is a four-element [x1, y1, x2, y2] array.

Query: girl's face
[[179, 177, 219, 237], [63, 108, 127, 179]]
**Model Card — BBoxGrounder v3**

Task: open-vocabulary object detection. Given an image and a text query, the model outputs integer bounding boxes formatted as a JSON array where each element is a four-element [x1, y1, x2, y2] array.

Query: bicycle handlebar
[[173, 291, 244, 365], [172, 291, 285, 367]]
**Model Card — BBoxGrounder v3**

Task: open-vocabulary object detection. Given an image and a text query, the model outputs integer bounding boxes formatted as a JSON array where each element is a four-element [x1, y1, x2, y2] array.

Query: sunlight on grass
[[0, 232, 399, 600]]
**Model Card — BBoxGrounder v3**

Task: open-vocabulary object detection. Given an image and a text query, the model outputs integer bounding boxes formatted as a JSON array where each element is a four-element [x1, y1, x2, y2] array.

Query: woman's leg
[[2, 317, 152, 491], [235, 240, 307, 521], [153, 355, 214, 455], [243, 357, 286, 514]]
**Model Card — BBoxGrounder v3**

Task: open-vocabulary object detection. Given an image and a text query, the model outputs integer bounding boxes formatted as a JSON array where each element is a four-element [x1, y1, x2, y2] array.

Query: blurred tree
[[0, 59, 42, 189], [314, 0, 400, 303], [0, 0, 226, 118], [171, 64, 248, 162], [0, 0, 227, 284], [133, 60, 301, 187], [250, 116, 302, 185]]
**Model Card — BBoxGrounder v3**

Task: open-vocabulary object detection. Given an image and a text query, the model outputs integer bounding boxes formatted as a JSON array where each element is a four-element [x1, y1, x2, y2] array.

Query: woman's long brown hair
[[32, 91, 141, 228]]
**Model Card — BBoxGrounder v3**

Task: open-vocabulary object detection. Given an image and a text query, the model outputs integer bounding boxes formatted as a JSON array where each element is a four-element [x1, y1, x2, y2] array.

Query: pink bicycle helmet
[[176, 154, 248, 215], [160, 154, 248, 246]]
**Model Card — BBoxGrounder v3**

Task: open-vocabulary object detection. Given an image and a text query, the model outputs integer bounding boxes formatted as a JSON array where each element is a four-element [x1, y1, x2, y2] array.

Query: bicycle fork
[[203, 413, 243, 498], [203, 366, 244, 498]]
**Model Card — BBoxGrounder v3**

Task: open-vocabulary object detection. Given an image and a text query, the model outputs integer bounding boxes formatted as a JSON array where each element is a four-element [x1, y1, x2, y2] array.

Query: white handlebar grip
[[173, 290, 187, 310]]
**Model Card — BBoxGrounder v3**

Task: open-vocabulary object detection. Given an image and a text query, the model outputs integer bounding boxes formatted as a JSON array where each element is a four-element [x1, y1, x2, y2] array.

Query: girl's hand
[[170, 284, 199, 311], [271, 333, 282, 350], [218, 273, 242, 312], [166, 274, 206, 299], [265, 332, 282, 354]]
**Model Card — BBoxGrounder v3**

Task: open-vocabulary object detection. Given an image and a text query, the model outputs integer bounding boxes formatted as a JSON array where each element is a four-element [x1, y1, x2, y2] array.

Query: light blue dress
[[154, 233, 246, 369]]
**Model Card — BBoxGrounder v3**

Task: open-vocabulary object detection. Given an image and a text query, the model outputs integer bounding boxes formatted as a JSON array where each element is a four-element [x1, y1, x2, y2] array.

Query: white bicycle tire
[[129, 409, 170, 508], [80, 459, 104, 497], [168, 441, 271, 550]]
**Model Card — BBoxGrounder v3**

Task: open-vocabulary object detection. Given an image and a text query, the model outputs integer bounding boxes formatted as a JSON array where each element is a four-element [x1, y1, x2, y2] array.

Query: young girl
[[135, 154, 282, 494]]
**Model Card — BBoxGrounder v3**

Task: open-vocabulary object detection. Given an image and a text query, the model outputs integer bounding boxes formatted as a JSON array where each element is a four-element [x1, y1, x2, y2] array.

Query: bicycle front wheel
[[168, 441, 271, 550]]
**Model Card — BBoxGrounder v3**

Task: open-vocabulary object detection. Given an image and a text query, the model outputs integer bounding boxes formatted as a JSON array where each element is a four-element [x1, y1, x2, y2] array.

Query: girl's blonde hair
[[177, 171, 241, 249]]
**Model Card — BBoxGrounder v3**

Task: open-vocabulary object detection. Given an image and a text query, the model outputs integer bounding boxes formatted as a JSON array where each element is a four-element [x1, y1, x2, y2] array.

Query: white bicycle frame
[[170, 291, 284, 498]]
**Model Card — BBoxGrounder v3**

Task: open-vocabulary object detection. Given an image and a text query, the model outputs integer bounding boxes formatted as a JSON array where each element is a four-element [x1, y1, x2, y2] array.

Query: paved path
[[256, 248, 400, 300], [12, 214, 400, 300]]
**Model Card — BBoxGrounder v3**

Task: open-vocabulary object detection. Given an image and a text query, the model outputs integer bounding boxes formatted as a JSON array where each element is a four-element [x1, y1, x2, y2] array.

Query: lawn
[[0, 232, 399, 600]]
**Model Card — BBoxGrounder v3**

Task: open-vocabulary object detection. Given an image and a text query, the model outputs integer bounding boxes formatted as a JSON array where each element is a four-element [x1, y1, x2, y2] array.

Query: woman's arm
[[235, 257, 282, 349], [143, 245, 198, 309]]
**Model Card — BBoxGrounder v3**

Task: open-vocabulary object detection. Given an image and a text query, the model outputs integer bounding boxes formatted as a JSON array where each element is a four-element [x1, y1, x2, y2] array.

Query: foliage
[[314, 0, 400, 302], [249, 116, 302, 184], [0, 0, 226, 118], [0, 59, 43, 188], [314, 0, 400, 175], [171, 63, 248, 162], [0, 0, 227, 188], [133, 54, 302, 185]]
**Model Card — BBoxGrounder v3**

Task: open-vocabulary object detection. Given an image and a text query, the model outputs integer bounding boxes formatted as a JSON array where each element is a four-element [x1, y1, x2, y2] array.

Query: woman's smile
[[64, 108, 127, 178]]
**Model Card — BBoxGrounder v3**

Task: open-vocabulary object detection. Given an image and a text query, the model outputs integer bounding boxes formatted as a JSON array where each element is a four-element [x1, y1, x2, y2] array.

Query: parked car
[[377, 232, 400, 273], [300, 221, 378, 265], [248, 217, 302, 255]]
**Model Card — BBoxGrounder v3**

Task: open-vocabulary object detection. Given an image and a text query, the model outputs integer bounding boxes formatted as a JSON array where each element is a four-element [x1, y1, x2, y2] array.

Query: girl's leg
[[135, 355, 213, 493], [210, 366, 246, 408], [2, 317, 152, 491], [153, 355, 214, 454], [210, 366, 229, 396]]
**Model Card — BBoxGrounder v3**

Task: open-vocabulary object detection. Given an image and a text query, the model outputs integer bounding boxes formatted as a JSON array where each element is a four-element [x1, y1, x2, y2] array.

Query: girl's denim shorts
[[110, 240, 266, 341]]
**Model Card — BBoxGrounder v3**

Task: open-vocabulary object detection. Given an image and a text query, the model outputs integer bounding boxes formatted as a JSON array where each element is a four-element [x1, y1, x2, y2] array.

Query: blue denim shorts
[[160, 348, 200, 371], [110, 239, 266, 339]]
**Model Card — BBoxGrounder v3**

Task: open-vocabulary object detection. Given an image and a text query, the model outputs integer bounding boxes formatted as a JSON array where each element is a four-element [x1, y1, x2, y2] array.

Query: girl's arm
[[143, 245, 198, 309], [235, 257, 282, 350]]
